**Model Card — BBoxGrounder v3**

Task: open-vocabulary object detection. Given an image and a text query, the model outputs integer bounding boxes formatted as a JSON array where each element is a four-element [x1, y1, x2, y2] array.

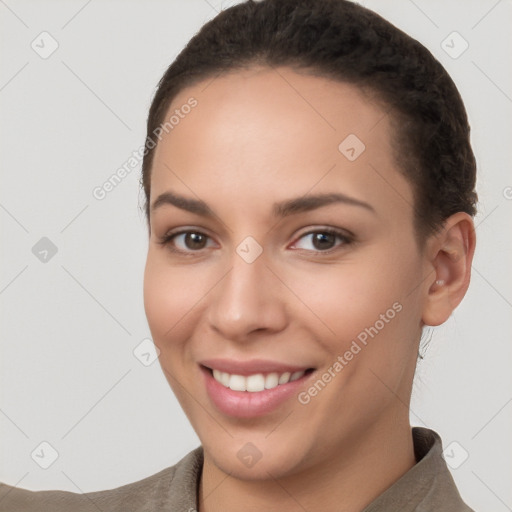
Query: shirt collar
[[361, 427, 472, 511], [167, 427, 471, 511]]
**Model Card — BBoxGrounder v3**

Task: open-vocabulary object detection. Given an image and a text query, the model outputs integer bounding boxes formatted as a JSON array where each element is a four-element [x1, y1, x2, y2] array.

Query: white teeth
[[264, 372, 279, 389], [220, 371, 230, 387], [213, 369, 230, 387], [246, 374, 265, 392], [229, 374, 246, 391], [278, 372, 291, 384], [211, 369, 307, 392]]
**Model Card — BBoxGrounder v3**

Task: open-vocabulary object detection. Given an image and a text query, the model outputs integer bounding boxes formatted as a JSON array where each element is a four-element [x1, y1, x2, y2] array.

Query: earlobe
[[421, 213, 476, 327]]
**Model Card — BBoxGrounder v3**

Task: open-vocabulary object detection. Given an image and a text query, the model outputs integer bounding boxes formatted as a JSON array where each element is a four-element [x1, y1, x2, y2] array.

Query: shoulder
[[0, 447, 203, 512]]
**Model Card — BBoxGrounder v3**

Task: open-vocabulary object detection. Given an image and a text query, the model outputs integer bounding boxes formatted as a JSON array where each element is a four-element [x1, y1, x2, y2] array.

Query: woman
[[0, 0, 477, 510]]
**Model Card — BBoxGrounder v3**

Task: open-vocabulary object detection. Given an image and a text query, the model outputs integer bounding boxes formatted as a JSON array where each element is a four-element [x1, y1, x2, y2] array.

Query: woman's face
[[144, 66, 430, 479]]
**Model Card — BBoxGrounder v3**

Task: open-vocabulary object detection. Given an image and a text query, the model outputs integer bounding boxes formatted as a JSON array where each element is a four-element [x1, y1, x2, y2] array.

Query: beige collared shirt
[[0, 427, 475, 511]]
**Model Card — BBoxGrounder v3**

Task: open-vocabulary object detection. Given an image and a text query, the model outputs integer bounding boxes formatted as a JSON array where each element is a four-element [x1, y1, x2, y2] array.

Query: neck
[[198, 413, 416, 512]]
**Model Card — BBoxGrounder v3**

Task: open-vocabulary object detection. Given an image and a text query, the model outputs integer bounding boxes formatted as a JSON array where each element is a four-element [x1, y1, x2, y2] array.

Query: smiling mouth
[[202, 365, 315, 393]]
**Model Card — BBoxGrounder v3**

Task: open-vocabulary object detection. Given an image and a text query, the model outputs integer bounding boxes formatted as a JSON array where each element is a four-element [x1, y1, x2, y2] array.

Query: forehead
[[150, 66, 414, 220]]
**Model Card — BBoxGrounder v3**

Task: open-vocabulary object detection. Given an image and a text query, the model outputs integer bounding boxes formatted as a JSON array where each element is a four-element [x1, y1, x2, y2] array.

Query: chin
[[203, 436, 310, 481]]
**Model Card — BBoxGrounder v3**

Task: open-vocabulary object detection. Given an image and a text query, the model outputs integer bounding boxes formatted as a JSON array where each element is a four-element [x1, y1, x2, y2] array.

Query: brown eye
[[292, 228, 352, 253], [311, 232, 337, 250], [183, 232, 208, 250], [158, 230, 215, 254]]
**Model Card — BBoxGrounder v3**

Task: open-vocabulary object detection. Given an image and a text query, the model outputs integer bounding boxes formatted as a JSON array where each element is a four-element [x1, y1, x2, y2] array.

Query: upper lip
[[200, 358, 314, 376]]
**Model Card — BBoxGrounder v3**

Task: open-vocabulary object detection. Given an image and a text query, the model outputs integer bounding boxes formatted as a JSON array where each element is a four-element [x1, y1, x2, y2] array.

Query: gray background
[[1, 0, 511, 510]]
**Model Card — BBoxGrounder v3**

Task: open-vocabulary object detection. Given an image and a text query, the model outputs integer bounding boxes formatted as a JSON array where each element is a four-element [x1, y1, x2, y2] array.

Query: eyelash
[[156, 227, 354, 257]]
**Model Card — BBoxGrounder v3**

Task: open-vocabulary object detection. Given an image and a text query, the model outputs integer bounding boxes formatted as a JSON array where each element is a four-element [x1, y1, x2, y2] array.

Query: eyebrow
[[151, 190, 375, 218]]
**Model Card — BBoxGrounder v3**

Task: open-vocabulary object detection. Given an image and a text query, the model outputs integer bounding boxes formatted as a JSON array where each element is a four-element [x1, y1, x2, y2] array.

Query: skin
[[143, 66, 476, 512]]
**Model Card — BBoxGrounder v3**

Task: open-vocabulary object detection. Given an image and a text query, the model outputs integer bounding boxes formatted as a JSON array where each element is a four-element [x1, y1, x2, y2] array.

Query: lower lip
[[201, 366, 314, 418]]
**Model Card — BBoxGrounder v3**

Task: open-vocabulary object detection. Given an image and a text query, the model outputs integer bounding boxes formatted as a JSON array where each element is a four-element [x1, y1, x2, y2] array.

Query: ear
[[421, 212, 477, 327]]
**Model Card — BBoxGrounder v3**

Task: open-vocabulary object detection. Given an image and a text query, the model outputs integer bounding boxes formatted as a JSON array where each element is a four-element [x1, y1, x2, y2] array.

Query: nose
[[206, 247, 288, 342]]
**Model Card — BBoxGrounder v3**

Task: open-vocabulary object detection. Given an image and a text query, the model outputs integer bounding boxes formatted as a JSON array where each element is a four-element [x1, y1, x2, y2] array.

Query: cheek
[[289, 262, 401, 339], [289, 246, 421, 358], [143, 252, 201, 348], [143, 253, 205, 408]]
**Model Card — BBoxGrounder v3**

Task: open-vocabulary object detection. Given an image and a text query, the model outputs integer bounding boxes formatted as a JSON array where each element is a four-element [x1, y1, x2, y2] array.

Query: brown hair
[[140, 0, 477, 243]]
